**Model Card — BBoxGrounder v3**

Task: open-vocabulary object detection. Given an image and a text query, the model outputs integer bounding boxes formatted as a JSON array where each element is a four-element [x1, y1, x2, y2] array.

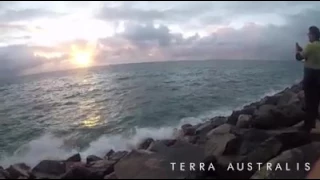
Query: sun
[[70, 44, 94, 67], [74, 51, 91, 66]]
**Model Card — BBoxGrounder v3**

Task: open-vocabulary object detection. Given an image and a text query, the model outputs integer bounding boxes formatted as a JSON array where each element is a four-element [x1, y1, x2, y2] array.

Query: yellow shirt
[[303, 41, 320, 69]]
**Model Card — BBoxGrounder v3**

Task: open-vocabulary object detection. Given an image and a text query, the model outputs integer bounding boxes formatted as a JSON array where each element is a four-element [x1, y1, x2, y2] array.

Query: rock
[[17, 176, 27, 179], [236, 114, 252, 128], [206, 124, 233, 138], [88, 160, 116, 177], [104, 172, 117, 179], [181, 124, 196, 136], [108, 151, 128, 162], [138, 138, 154, 150], [196, 117, 226, 135], [252, 104, 304, 129], [159, 139, 176, 146], [260, 95, 281, 106], [66, 153, 81, 162], [205, 133, 240, 157], [61, 166, 96, 179], [115, 142, 205, 179], [277, 91, 296, 106], [105, 150, 115, 159], [87, 155, 103, 164], [178, 135, 199, 144], [0, 169, 11, 179], [6, 163, 30, 179], [65, 162, 86, 172], [227, 107, 256, 125], [274, 131, 311, 152], [238, 129, 271, 155], [251, 143, 320, 179], [147, 141, 170, 153], [32, 160, 66, 179]]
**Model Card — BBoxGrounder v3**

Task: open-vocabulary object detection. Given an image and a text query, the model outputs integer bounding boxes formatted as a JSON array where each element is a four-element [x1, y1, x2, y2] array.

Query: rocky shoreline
[[2, 81, 320, 179]]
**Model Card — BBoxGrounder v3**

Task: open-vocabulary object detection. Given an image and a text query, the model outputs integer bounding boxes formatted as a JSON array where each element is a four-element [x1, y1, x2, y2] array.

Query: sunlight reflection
[[82, 115, 101, 128]]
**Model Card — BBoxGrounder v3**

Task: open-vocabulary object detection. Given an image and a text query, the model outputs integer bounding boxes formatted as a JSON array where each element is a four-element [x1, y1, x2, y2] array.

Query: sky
[[1, 1, 320, 76]]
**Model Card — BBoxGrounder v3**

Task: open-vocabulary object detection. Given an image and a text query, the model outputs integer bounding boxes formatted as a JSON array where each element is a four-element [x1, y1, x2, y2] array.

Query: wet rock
[[159, 139, 176, 146], [147, 141, 170, 153], [115, 142, 204, 179], [6, 163, 30, 179], [260, 95, 281, 106], [206, 124, 233, 138], [277, 91, 296, 106], [32, 160, 66, 179], [108, 151, 128, 162], [179, 135, 200, 144], [252, 104, 304, 129], [236, 114, 252, 128], [104, 172, 117, 179], [181, 124, 196, 136], [88, 160, 116, 177], [227, 107, 256, 125], [238, 129, 271, 155], [104, 150, 115, 159], [196, 117, 226, 136], [66, 153, 81, 162], [251, 143, 320, 179], [0, 169, 11, 179], [138, 138, 154, 150], [61, 166, 96, 179], [205, 133, 240, 157], [87, 155, 103, 164]]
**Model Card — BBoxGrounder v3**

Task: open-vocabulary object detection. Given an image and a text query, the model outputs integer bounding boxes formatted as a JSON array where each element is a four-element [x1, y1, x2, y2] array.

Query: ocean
[[0, 60, 303, 167]]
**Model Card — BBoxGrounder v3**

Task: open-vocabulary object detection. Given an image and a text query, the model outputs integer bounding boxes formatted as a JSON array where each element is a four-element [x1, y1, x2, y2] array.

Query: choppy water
[[0, 60, 303, 167]]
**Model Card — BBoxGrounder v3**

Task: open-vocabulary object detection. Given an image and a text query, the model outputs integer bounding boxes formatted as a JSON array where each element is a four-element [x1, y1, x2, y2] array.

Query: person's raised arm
[[296, 43, 310, 61]]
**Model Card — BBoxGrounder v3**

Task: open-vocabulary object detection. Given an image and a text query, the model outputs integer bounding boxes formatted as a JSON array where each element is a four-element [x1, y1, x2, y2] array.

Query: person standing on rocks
[[296, 26, 320, 131]]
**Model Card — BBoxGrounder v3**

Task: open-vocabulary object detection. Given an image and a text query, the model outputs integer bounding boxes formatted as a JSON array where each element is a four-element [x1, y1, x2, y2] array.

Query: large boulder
[[138, 138, 154, 150], [0, 169, 11, 179], [147, 141, 170, 153], [227, 107, 256, 125], [196, 117, 226, 136], [251, 143, 320, 179], [115, 142, 205, 179], [181, 124, 196, 136], [104, 172, 117, 179], [205, 133, 241, 157], [87, 155, 103, 164], [108, 151, 128, 162], [251, 104, 305, 129], [277, 91, 296, 106], [32, 160, 66, 179], [6, 163, 31, 179], [236, 114, 252, 128], [206, 124, 234, 138], [66, 153, 81, 162], [237, 129, 271, 155]]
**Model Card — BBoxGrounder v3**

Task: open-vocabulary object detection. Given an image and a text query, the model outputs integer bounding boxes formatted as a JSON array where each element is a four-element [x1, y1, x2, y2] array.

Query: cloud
[[2, 2, 320, 76], [0, 9, 62, 23]]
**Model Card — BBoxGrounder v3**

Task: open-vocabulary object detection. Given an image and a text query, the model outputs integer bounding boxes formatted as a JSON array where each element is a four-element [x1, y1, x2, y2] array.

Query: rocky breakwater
[[2, 81, 320, 179]]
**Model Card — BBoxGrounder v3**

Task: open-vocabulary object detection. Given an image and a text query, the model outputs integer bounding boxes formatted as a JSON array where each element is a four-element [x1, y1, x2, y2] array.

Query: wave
[[0, 81, 300, 169], [0, 108, 230, 169]]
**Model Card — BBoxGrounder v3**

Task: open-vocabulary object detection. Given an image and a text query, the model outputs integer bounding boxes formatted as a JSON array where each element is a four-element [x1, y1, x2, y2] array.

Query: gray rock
[[205, 133, 239, 157], [104, 172, 117, 179], [108, 151, 128, 162], [32, 160, 66, 179], [260, 95, 282, 106], [238, 129, 271, 155], [138, 138, 154, 150], [181, 124, 196, 136], [88, 160, 116, 177], [147, 141, 170, 153], [227, 107, 256, 125], [277, 91, 296, 106], [66, 153, 81, 162], [115, 142, 205, 179], [159, 139, 176, 146], [6, 163, 30, 179], [251, 143, 320, 179], [0, 169, 11, 179], [87, 155, 103, 164], [105, 150, 115, 159], [206, 124, 233, 138], [196, 117, 226, 135], [236, 114, 252, 128], [252, 104, 304, 129]]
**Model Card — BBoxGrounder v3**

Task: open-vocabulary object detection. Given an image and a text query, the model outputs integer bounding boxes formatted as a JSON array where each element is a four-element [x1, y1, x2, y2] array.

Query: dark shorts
[[303, 68, 320, 126]]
